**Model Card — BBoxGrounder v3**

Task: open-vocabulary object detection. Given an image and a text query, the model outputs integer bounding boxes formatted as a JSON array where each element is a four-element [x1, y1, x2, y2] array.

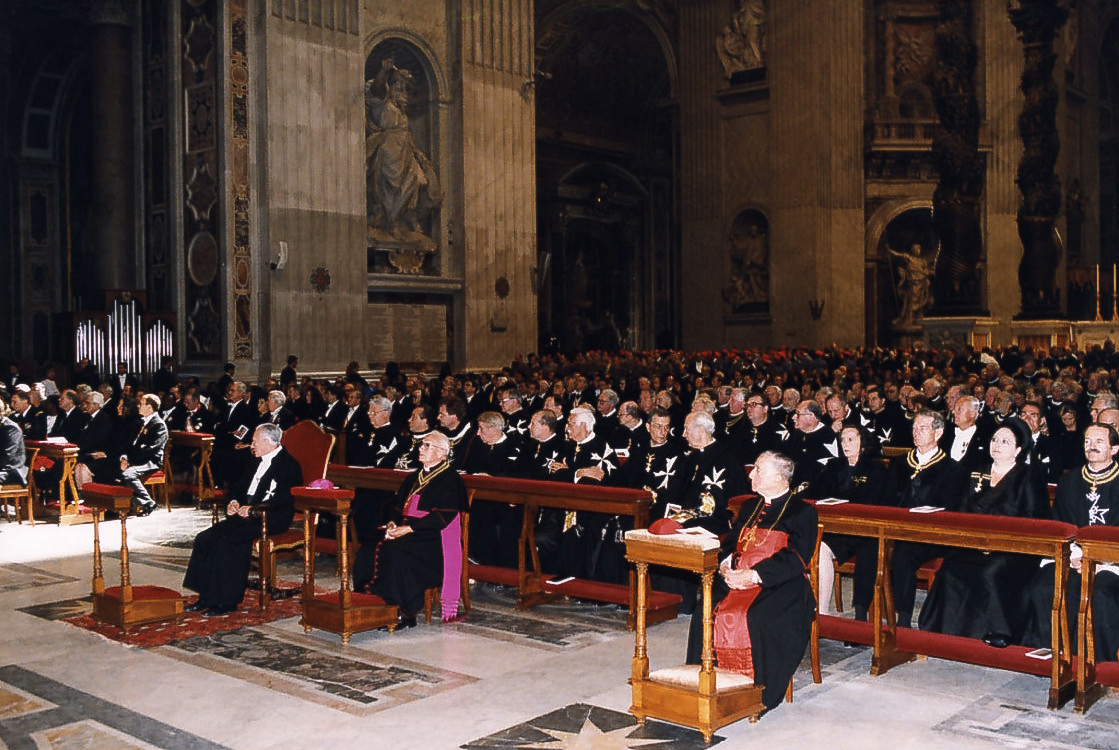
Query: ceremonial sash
[[713, 528, 789, 677], [403, 494, 462, 620]]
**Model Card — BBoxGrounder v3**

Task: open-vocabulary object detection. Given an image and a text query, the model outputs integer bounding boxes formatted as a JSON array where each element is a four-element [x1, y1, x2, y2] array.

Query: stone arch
[[536, 0, 678, 101], [865, 199, 936, 345]]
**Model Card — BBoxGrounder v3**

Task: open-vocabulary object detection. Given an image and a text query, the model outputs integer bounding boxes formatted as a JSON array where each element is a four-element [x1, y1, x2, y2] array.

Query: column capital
[[89, 0, 135, 28]]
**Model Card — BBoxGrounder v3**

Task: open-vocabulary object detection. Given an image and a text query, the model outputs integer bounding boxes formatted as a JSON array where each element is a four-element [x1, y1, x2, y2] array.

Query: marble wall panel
[[266, 10, 366, 372], [459, 0, 537, 371]]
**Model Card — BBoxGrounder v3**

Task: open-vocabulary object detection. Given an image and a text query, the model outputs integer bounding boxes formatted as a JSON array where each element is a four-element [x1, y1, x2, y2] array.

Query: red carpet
[[64, 590, 305, 648]]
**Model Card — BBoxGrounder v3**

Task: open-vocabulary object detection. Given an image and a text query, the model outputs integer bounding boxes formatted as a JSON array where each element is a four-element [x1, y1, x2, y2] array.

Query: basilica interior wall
[[264, 8, 366, 373]]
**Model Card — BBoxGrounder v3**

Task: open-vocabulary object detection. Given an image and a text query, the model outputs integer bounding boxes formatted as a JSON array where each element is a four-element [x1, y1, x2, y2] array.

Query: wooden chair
[[142, 448, 172, 512], [253, 421, 335, 610], [787, 522, 823, 703], [423, 507, 472, 623], [1, 445, 38, 525]]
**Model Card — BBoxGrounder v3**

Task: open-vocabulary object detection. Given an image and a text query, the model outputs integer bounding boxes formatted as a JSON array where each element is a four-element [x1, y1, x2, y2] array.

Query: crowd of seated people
[[4, 341, 1119, 660]]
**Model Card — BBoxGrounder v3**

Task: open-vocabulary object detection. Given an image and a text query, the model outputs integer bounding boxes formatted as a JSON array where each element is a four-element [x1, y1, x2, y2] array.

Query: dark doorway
[[535, 3, 676, 354]]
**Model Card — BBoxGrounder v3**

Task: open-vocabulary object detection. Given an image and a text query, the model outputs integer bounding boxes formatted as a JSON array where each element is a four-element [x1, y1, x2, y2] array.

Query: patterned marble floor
[[3, 509, 1119, 750]]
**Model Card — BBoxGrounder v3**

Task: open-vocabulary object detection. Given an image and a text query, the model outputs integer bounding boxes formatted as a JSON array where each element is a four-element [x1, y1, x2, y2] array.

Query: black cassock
[[917, 462, 1049, 640], [356, 463, 468, 617], [686, 492, 817, 710], [1021, 462, 1119, 661], [182, 448, 304, 609]]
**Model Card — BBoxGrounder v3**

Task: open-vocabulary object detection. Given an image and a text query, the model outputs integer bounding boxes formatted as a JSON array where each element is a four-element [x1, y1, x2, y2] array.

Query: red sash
[[713, 527, 789, 677]]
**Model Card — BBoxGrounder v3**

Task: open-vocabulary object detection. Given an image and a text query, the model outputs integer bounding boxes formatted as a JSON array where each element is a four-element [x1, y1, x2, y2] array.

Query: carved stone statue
[[721, 216, 769, 312], [889, 244, 933, 326], [716, 0, 766, 79], [366, 56, 443, 273]]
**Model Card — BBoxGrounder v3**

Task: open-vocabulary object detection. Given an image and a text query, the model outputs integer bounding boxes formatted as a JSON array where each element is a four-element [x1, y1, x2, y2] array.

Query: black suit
[[51, 407, 89, 443], [109, 372, 140, 398], [12, 406, 47, 441], [182, 448, 304, 609], [318, 400, 346, 433], [119, 414, 170, 509], [212, 400, 258, 487], [0, 416, 28, 486]]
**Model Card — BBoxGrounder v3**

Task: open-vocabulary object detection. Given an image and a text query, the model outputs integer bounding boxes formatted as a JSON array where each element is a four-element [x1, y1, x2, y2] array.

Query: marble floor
[[2, 508, 1119, 750]]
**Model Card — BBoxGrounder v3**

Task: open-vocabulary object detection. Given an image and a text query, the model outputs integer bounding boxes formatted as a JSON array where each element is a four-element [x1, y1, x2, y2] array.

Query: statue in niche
[[716, 0, 766, 79], [365, 56, 443, 273], [888, 244, 934, 326], [721, 215, 769, 312]]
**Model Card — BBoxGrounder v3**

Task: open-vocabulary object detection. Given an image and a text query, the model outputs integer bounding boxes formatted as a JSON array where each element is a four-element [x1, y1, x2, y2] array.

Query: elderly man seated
[[685, 451, 817, 712], [182, 424, 303, 616]]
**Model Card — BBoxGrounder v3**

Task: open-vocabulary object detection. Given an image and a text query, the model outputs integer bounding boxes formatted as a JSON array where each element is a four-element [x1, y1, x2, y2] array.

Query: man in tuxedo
[[9, 388, 46, 441], [118, 394, 169, 515], [182, 424, 303, 615], [265, 390, 297, 430], [212, 381, 258, 487], [50, 390, 89, 442], [109, 362, 140, 399], [318, 386, 345, 434]]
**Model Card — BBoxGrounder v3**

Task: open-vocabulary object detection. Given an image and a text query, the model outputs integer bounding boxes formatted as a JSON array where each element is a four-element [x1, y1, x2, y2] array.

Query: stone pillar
[[459, 0, 537, 370], [768, 1, 865, 346], [89, 0, 137, 293]]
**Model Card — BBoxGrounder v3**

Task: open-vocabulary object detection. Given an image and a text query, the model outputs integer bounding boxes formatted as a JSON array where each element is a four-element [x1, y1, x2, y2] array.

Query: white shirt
[[950, 424, 976, 462], [247, 447, 280, 497]]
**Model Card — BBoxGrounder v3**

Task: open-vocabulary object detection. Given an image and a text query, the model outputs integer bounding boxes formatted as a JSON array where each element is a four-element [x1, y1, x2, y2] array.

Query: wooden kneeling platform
[[625, 530, 766, 743], [293, 487, 398, 644], [82, 483, 183, 632]]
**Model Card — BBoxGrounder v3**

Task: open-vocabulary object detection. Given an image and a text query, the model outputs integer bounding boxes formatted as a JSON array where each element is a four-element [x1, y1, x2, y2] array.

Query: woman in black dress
[[817, 426, 889, 618], [917, 418, 1049, 642]]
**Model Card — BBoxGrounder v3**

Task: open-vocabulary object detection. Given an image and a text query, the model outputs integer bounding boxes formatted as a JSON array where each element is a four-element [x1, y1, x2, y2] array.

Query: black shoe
[[133, 503, 155, 517], [397, 615, 417, 629], [184, 601, 209, 613], [202, 605, 236, 617]]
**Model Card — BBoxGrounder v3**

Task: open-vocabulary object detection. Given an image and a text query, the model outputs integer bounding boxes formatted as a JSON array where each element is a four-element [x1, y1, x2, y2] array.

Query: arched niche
[[867, 205, 937, 344], [364, 39, 443, 275], [721, 208, 770, 318]]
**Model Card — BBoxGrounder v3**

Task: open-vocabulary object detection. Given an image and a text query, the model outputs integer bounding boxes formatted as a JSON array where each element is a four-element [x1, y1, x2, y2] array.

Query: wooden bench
[[1073, 524, 1119, 713], [326, 465, 683, 629], [814, 501, 1078, 709]]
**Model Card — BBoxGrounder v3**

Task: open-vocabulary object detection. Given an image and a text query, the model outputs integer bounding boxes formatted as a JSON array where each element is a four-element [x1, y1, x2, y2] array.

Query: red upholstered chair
[[142, 447, 172, 512], [253, 421, 335, 609], [787, 521, 823, 703]]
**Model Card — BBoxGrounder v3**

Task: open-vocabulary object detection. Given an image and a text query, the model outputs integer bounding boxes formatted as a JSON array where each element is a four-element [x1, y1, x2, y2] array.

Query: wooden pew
[[814, 502, 1078, 709], [1074, 524, 1119, 713], [325, 464, 682, 628]]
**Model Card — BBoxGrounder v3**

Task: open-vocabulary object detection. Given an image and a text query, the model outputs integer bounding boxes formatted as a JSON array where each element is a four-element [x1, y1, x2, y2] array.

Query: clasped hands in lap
[[383, 521, 413, 540], [721, 562, 761, 590]]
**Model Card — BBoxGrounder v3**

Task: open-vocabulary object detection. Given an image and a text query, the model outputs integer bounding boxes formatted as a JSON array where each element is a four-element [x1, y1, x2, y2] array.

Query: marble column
[[89, 0, 137, 293]]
